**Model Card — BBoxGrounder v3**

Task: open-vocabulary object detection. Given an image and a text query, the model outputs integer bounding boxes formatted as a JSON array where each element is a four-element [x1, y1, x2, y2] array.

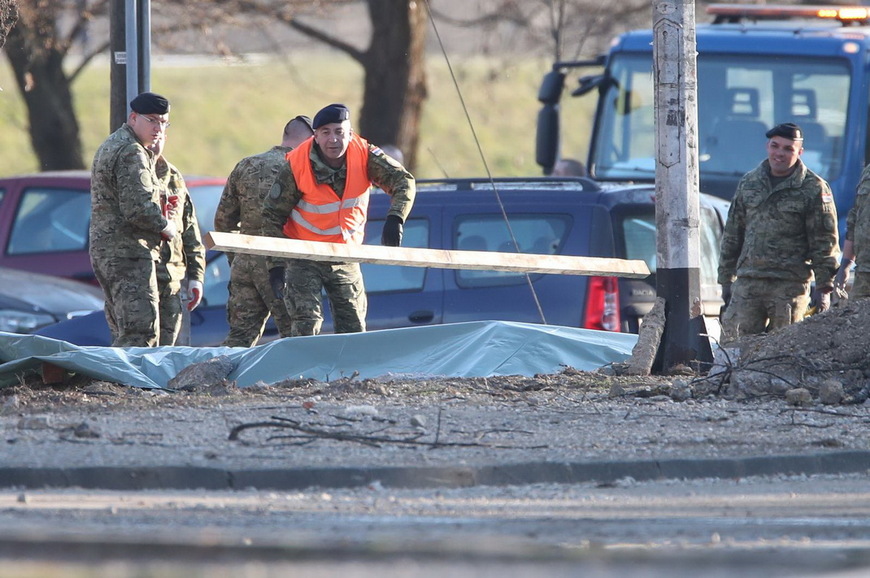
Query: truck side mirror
[[538, 70, 566, 105], [536, 104, 560, 173]]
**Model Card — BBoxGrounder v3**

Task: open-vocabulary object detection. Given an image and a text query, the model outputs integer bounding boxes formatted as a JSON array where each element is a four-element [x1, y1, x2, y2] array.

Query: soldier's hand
[[269, 267, 286, 300], [161, 219, 177, 240], [381, 215, 404, 247], [835, 260, 853, 292], [187, 280, 203, 311], [721, 282, 732, 307], [811, 287, 832, 314]]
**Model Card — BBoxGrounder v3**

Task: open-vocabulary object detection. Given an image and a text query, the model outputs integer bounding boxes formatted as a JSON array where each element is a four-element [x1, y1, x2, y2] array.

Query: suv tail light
[[583, 276, 621, 331]]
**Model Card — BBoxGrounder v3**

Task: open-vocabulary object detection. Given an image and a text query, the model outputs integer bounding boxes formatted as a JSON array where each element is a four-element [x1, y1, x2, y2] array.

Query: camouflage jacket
[[89, 124, 168, 261], [214, 146, 291, 237], [718, 159, 839, 288], [261, 141, 416, 270], [846, 163, 870, 272], [155, 156, 206, 283]]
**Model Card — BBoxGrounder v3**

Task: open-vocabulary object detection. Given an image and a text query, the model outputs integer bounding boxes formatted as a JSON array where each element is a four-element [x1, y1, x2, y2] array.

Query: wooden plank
[[204, 231, 651, 278]]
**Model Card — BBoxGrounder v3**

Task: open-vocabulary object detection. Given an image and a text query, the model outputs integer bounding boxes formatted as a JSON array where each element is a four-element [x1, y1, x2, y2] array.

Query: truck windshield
[[591, 53, 850, 183]]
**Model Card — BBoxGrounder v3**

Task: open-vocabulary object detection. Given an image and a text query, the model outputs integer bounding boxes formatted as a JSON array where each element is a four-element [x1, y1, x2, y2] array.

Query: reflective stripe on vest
[[282, 135, 371, 245]]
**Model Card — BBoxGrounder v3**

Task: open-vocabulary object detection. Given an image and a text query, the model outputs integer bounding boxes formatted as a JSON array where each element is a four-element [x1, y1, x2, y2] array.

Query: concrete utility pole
[[652, 0, 712, 370], [109, 0, 152, 131]]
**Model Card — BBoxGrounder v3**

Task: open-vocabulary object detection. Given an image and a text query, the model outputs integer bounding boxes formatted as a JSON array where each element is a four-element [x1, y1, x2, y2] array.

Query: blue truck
[[536, 3, 870, 234]]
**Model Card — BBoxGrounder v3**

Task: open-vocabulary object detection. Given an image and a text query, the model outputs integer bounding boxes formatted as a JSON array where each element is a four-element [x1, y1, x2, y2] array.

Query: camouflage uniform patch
[[93, 256, 160, 347], [90, 125, 168, 346], [721, 277, 810, 342], [215, 146, 295, 346], [718, 159, 839, 341], [223, 253, 293, 346], [153, 156, 206, 346], [846, 163, 870, 300], [285, 259, 366, 336]]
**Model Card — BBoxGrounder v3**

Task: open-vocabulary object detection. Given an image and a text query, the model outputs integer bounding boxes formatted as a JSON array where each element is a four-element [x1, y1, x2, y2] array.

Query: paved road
[[1, 473, 869, 577]]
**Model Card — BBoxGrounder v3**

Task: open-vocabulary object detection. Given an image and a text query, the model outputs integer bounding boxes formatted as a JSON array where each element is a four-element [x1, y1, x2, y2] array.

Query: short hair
[[282, 115, 314, 147], [766, 122, 803, 141]]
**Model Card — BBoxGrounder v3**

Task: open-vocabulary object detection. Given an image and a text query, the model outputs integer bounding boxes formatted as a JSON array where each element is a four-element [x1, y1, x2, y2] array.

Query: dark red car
[[0, 171, 226, 284]]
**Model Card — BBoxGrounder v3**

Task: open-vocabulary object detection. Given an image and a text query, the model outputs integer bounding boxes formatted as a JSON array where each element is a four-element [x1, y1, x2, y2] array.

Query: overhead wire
[[421, 0, 548, 325]]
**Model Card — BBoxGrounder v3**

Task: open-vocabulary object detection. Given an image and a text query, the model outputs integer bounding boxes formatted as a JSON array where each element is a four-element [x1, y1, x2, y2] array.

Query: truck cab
[[536, 4, 870, 234]]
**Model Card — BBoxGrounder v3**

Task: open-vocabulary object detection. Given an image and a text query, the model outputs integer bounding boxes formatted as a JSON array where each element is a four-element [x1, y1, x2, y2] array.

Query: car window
[[188, 184, 225, 239], [621, 214, 657, 273], [202, 252, 230, 306], [362, 218, 428, 292], [619, 207, 722, 286], [8, 187, 90, 255], [699, 207, 722, 287], [453, 214, 570, 288]]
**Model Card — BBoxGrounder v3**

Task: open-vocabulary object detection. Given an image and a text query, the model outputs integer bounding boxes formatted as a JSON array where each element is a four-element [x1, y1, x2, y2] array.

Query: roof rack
[[708, 4, 870, 26], [415, 176, 601, 193]]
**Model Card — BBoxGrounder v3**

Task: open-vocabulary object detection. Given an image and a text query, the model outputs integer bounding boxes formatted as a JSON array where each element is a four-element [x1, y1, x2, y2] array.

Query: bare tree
[[3, 0, 428, 172], [0, 0, 18, 49], [3, 0, 105, 170], [196, 0, 428, 168], [428, 0, 650, 62]]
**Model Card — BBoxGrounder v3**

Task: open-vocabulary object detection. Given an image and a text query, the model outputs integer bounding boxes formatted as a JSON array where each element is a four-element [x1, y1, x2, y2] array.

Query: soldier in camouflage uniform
[[214, 116, 314, 347], [150, 134, 206, 345], [262, 103, 416, 336], [718, 122, 840, 343], [835, 163, 870, 300], [90, 92, 178, 347]]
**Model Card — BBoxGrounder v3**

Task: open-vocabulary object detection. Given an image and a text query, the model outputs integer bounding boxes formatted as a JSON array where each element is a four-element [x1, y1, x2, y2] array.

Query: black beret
[[765, 122, 802, 141], [130, 92, 170, 115], [312, 103, 350, 129]]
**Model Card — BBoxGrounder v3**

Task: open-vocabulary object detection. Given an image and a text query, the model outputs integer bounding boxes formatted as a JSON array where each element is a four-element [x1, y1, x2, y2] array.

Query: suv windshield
[[591, 53, 849, 182]]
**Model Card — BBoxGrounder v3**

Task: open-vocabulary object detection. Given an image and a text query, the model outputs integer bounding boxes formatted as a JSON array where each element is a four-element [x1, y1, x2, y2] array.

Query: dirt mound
[[716, 298, 870, 403]]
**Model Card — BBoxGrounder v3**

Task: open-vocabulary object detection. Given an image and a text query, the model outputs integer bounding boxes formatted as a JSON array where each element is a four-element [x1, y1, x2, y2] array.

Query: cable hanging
[[421, 0, 548, 325]]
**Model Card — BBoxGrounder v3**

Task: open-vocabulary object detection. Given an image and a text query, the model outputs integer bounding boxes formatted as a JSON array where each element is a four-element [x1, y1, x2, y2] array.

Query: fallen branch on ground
[[228, 416, 548, 450]]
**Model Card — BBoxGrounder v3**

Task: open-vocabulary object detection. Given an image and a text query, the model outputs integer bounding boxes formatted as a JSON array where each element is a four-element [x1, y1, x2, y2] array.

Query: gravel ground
[[2, 368, 869, 480]]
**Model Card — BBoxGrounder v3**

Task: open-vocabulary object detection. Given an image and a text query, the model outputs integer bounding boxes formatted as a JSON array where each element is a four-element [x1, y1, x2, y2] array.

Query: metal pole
[[652, 0, 712, 370], [139, 0, 151, 92], [124, 0, 138, 108], [109, 0, 127, 131]]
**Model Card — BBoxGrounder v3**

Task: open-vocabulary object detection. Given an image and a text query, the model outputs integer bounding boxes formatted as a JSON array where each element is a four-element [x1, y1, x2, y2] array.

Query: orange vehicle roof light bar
[[708, 4, 870, 25]]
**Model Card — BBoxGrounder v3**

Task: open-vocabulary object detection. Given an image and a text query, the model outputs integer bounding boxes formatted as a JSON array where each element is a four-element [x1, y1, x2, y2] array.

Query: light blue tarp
[[0, 321, 637, 390]]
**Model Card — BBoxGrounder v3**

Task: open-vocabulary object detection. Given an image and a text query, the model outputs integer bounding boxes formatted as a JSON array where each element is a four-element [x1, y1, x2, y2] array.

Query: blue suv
[[360, 177, 727, 334], [36, 177, 728, 345]]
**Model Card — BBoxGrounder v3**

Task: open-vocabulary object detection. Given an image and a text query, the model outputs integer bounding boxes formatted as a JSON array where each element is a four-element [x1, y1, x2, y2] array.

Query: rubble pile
[[714, 299, 870, 404]]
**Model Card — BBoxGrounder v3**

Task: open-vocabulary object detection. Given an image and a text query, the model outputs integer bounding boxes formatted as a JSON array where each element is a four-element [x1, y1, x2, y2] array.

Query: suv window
[[8, 187, 90, 255], [188, 184, 225, 238], [362, 218, 429, 293], [616, 206, 722, 287], [453, 214, 570, 288]]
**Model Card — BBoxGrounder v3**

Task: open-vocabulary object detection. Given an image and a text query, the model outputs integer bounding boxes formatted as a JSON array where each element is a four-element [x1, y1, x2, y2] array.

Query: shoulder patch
[[268, 181, 282, 200], [371, 146, 383, 156], [821, 190, 834, 204]]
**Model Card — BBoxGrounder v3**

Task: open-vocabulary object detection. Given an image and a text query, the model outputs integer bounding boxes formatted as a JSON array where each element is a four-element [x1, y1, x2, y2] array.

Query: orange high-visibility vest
[[282, 135, 371, 245]]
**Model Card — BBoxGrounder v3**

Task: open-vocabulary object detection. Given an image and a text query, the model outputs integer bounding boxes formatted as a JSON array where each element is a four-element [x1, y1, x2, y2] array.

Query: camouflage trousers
[[721, 277, 810, 343], [223, 253, 293, 347], [850, 270, 870, 300], [284, 259, 367, 336], [156, 260, 186, 346], [93, 256, 160, 347]]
